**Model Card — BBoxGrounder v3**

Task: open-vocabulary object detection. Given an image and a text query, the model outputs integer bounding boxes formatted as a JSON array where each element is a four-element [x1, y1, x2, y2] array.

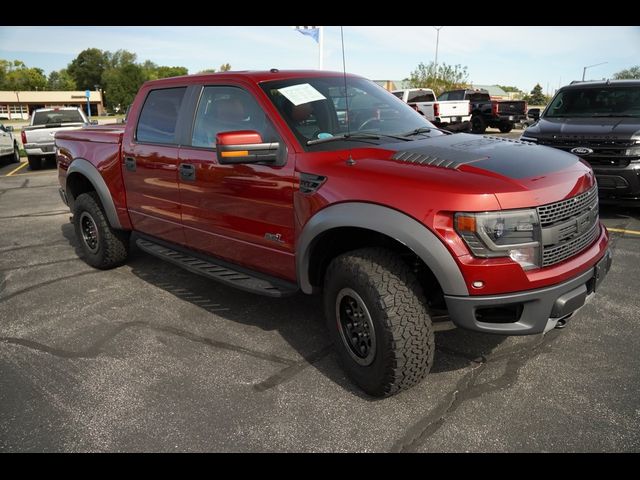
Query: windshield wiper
[[307, 132, 410, 146], [400, 127, 432, 137], [307, 133, 380, 146]]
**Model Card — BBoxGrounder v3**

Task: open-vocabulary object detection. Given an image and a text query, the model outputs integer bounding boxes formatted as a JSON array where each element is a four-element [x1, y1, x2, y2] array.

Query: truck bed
[[55, 124, 126, 144]]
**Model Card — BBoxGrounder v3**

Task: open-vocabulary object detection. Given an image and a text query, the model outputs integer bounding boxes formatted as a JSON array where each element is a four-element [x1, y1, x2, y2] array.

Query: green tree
[[47, 69, 77, 90], [407, 61, 469, 96], [68, 48, 108, 90], [105, 49, 137, 69], [613, 66, 640, 80], [155, 66, 188, 79], [527, 83, 547, 105], [497, 85, 522, 93], [102, 63, 146, 111], [0, 60, 47, 90], [198, 63, 232, 74]]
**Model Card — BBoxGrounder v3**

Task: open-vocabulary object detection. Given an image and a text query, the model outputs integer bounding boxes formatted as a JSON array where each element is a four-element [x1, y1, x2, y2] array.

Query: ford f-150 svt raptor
[[55, 70, 612, 397]]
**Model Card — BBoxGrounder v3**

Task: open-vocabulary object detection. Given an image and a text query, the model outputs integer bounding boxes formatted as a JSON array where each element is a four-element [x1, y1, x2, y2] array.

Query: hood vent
[[392, 151, 462, 170]]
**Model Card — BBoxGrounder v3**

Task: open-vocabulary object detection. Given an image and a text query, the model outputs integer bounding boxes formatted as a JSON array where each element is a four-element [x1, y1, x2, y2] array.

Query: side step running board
[[135, 238, 298, 298]]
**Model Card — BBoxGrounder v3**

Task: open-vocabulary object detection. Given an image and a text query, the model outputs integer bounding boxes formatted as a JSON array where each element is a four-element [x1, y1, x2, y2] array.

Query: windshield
[[260, 76, 441, 150], [33, 109, 85, 125], [545, 86, 640, 118]]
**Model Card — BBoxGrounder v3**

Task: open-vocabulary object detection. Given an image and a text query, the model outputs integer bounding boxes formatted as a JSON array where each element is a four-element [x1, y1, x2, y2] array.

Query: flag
[[294, 26, 320, 43]]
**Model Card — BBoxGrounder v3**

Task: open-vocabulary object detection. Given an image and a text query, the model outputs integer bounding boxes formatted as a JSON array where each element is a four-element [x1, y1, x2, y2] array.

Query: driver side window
[[191, 86, 276, 148]]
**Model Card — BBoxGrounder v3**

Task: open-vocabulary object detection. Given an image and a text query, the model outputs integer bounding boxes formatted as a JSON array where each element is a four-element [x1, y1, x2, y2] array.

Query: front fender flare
[[66, 158, 122, 229], [296, 202, 468, 296]]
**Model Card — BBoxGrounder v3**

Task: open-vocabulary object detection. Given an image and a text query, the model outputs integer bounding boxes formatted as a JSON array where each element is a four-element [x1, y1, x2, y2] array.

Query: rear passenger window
[[136, 87, 187, 144], [407, 91, 435, 103]]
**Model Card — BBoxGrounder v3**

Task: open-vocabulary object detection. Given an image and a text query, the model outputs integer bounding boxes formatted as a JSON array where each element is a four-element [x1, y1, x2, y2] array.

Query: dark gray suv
[[522, 79, 640, 204]]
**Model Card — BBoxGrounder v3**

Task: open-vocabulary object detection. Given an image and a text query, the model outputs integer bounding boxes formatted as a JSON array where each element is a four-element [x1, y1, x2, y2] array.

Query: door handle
[[179, 163, 195, 181], [124, 157, 136, 172]]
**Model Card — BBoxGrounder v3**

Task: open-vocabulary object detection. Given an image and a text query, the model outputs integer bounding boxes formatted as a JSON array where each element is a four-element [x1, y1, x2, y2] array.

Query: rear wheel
[[471, 115, 486, 134], [27, 155, 41, 170], [9, 144, 20, 163], [499, 123, 513, 133], [323, 248, 435, 397], [73, 192, 130, 269]]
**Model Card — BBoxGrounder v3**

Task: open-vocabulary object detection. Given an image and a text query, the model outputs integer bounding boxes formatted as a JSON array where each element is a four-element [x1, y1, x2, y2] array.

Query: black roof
[[563, 79, 640, 89]]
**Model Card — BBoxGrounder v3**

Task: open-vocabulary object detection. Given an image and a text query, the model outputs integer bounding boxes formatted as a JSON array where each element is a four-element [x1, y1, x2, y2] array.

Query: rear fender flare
[[66, 158, 122, 229]]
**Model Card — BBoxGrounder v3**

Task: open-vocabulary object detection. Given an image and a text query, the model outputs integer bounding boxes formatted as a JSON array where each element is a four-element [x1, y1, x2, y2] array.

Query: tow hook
[[555, 318, 568, 329]]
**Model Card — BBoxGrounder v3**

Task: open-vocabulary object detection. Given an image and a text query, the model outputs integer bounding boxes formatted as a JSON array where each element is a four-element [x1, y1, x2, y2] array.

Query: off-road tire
[[323, 248, 435, 397], [27, 155, 41, 170], [470, 115, 486, 134], [499, 123, 513, 133], [73, 192, 130, 269], [9, 143, 20, 163]]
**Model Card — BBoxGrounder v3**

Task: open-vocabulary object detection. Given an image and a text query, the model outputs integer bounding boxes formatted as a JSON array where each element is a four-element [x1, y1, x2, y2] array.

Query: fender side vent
[[300, 173, 327, 194], [392, 151, 462, 169]]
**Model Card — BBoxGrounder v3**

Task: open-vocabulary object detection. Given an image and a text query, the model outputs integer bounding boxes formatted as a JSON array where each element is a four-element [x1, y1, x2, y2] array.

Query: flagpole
[[318, 27, 324, 70]]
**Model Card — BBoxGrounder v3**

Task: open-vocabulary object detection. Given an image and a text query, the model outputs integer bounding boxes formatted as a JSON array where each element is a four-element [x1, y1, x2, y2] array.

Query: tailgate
[[437, 100, 470, 117], [24, 124, 85, 143], [497, 101, 526, 115]]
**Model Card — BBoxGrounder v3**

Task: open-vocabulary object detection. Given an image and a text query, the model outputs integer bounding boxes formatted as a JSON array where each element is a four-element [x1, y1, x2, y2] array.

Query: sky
[[1, 26, 639, 94]]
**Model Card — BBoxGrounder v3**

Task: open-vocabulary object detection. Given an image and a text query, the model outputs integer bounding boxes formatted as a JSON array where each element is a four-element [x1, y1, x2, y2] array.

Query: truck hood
[[525, 116, 640, 140], [302, 133, 595, 212]]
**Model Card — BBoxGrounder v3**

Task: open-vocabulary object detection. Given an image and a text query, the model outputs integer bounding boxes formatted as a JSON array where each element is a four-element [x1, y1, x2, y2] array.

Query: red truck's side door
[[121, 86, 188, 246], [177, 84, 297, 281]]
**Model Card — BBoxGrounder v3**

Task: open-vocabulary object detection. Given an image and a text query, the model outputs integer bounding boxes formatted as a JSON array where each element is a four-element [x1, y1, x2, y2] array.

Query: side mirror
[[528, 108, 540, 121], [216, 130, 279, 165], [5, 126, 13, 132]]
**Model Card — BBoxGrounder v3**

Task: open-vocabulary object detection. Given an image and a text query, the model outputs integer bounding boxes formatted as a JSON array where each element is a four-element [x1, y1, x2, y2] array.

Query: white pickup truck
[[392, 88, 471, 130], [21, 107, 91, 170]]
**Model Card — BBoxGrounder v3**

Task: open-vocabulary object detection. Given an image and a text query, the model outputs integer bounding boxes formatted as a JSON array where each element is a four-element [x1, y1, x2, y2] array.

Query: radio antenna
[[340, 26, 351, 138]]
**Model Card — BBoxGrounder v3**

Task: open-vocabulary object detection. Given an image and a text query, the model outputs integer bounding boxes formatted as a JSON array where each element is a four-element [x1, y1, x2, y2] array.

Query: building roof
[[0, 90, 102, 103], [373, 80, 412, 90], [470, 85, 508, 97]]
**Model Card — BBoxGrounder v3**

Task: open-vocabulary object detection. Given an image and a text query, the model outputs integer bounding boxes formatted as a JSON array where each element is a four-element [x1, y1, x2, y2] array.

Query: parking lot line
[[607, 227, 640, 236], [5, 161, 28, 176]]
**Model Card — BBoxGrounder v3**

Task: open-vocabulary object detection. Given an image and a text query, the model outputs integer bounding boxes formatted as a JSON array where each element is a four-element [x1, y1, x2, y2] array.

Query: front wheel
[[73, 192, 130, 269], [499, 123, 513, 133], [323, 248, 434, 397]]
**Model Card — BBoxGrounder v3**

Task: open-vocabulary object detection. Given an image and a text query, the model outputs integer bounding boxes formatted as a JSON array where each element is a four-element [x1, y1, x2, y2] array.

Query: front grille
[[537, 186, 598, 227], [538, 186, 600, 267], [538, 138, 637, 167], [542, 222, 599, 267]]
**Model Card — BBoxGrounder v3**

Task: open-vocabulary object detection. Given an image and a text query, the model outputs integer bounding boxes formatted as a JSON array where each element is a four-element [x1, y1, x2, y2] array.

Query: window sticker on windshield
[[278, 83, 326, 106]]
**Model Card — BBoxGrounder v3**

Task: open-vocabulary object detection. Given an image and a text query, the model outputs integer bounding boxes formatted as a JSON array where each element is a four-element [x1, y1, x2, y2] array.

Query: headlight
[[625, 145, 640, 157], [455, 209, 541, 270]]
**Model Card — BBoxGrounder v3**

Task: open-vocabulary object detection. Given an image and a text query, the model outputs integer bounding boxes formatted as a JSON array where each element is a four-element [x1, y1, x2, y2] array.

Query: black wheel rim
[[79, 211, 100, 254], [335, 288, 376, 366]]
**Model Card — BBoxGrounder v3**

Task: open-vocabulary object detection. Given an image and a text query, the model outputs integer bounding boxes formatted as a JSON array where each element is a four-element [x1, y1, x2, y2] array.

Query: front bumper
[[444, 249, 612, 335], [593, 164, 640, 202]]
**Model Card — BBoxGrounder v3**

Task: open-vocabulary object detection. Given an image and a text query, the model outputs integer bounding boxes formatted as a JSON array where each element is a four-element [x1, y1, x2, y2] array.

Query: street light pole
[[433, 26, 444, 73], [582, 62, 608, 81]]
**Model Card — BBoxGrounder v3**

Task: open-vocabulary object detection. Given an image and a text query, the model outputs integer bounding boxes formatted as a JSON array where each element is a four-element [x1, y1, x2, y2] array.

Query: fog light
[[472, 281, 484, 288], [509, 246, 539, 270]]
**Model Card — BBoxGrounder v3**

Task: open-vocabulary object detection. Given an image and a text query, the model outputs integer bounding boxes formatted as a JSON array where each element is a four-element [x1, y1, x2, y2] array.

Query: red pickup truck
[[55, 70, 612, 397]]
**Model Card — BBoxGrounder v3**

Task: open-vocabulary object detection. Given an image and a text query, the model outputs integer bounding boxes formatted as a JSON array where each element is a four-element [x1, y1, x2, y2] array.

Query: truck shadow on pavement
[[60, 223, 508, 399]]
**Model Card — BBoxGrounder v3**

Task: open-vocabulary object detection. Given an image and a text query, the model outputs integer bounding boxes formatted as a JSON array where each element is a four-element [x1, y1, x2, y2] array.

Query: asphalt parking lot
[[1, 134, 639, 452]]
